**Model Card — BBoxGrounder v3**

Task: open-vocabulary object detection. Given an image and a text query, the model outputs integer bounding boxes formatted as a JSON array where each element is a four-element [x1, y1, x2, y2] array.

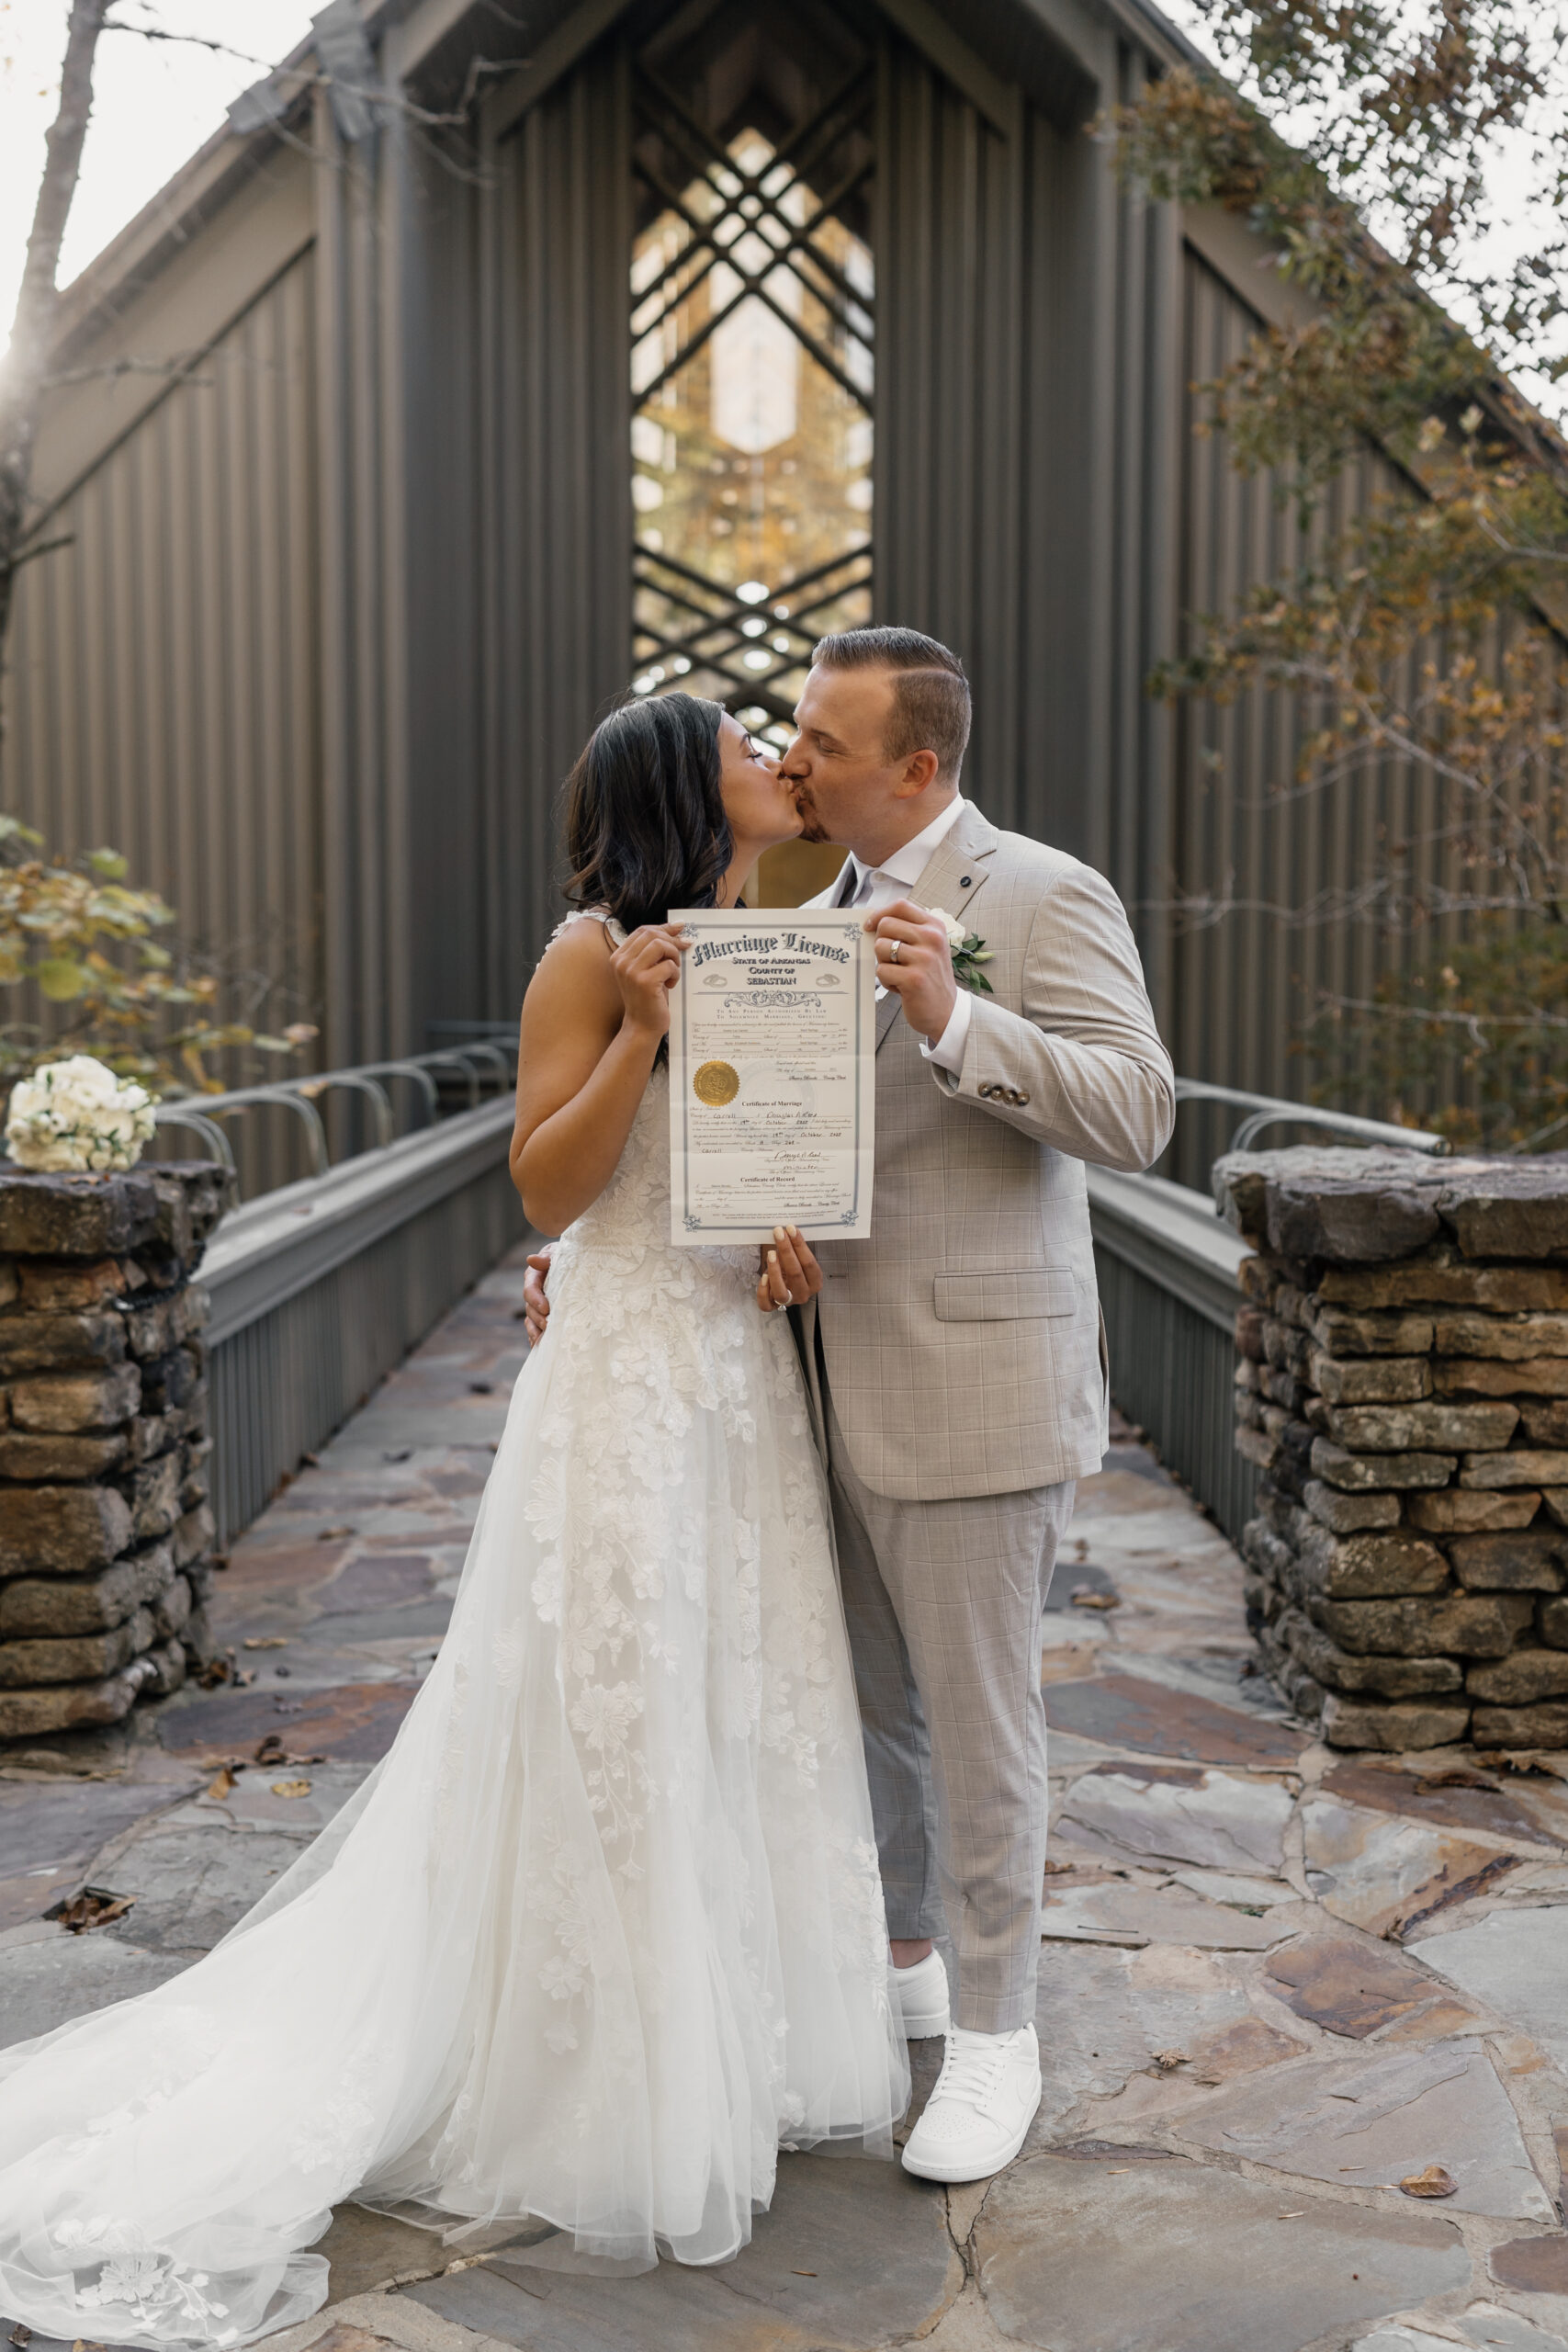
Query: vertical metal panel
[[1094, 1236, 1257, 1541], [209, 1155, 525, 1542], [1165, 247, 1456, 1182], [3, 252, 322, 1196], [872, 17, 1186, 999], [478, 39, 633, 1008], [875, 35, 1029, 817]]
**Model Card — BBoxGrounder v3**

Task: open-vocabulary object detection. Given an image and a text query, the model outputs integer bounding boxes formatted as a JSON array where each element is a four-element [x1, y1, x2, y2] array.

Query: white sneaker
[[893, 1949, 951, 2040], [901, 2021, 1042, 2183]]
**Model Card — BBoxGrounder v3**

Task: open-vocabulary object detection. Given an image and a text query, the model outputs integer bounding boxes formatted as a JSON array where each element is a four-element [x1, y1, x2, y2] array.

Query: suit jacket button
[[1017, 1091, 1030, 1105], [979, 1083, 994, 1098]]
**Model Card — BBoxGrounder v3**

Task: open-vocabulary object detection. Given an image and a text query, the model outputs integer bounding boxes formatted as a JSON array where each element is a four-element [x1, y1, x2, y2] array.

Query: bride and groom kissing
[[0, 628, 1174, 2347]]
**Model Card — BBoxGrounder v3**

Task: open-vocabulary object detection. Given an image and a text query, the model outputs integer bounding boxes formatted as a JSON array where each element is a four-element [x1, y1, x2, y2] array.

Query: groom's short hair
[[811, 627, 972, 784]]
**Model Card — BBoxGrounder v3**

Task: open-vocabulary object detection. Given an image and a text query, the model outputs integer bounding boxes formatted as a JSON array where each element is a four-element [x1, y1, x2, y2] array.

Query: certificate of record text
[[667, 907, 875, 1247]]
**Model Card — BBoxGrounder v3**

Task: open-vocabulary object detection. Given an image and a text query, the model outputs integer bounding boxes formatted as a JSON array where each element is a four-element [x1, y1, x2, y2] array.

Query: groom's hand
[[522, 1248, 553, 1346], [866, 900, 958, 1044]]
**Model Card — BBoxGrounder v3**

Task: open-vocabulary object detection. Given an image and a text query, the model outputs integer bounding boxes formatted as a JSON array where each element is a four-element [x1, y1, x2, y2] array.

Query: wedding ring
[[888, 938, 902, 963]]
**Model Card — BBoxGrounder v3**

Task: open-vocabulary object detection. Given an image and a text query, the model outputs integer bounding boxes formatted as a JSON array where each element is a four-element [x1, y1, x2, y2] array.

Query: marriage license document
[[667, 907, 875, 1246]]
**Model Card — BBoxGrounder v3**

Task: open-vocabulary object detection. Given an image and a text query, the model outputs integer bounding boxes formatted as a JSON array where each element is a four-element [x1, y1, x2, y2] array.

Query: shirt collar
[[847, 795, 966, 894]]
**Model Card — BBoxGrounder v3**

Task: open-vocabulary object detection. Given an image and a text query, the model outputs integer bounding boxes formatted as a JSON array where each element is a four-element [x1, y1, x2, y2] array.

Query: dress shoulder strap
[[544, 908, 627, 955]]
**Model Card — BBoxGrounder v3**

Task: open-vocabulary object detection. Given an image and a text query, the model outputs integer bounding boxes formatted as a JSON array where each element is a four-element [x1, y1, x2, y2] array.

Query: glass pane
[[631, 126, 873, 750]]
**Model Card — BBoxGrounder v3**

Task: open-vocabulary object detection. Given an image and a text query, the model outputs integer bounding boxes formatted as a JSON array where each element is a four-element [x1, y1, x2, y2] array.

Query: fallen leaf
[[206, 1765, 236, 1800], [383, 1448, 412, 1463], [1070, 1585, 1121, 1611], [1278, 2211, 1305, 2219], [791, 2270, 817, 2277], [319, 1526, 355, 1540], [12, 2322, 33, 2344], [1399, 2165, 1458, 2199], [242, 1636, 288, 1650], [73, 2339, 107, 2351], [49, 1887, 134, 1934], [272, 1779, 312, 1798], [1106, 2167, 1129, 2174], [1153, 2050, 1188, 2071], [1042, 1858, 1076, 1876], [254, 1733, 288, 1763], [300, 1451, 320, 1467]]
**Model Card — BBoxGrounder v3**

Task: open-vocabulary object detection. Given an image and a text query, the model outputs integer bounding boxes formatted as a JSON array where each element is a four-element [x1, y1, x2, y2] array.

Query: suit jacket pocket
[[932, 1270, 1077, 1322]]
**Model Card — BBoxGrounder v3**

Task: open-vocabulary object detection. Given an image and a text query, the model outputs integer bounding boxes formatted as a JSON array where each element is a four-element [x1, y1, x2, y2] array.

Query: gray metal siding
[[1165, 246, 1472, 1181], [873, 30, 1183, 1012], [3, 252, 322, 1193], [209, 1154, 525, 1541], [480, 40, 635, 1013]]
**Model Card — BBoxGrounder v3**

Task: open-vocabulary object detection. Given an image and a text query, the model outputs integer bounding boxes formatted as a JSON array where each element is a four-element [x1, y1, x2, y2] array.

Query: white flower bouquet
[[5, 1055, 157, 1173]]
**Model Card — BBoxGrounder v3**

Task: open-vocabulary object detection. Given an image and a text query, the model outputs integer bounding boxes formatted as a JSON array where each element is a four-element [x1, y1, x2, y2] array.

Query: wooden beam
[[481, 0, 631, 142], [874, 0, 1021, 135]]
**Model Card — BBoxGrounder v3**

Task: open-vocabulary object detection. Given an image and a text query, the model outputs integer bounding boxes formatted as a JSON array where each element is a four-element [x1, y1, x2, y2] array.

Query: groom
[[526, 627, 1174, 2184]]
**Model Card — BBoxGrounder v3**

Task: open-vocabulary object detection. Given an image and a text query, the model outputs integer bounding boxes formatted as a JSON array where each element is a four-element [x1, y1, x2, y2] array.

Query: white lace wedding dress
[[0, 934, 908, 2346]]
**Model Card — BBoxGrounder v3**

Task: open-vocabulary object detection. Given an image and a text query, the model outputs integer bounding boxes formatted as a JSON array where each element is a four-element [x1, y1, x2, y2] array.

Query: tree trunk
[[0, 0, 110, 729]]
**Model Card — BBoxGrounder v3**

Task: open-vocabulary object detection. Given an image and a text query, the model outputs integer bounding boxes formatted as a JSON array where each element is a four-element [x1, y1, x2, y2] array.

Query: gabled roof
[[50, 0, 1201, 366]]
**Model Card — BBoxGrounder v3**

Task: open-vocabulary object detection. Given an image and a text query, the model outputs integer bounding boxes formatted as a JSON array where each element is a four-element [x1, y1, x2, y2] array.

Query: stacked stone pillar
[[0, 1162, 233, 1744], [1218, 1147, 1568, 1752]]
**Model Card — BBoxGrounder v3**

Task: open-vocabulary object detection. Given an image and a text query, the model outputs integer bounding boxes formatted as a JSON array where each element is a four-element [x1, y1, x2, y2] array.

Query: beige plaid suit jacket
[[798, 800, 1175, 1503]]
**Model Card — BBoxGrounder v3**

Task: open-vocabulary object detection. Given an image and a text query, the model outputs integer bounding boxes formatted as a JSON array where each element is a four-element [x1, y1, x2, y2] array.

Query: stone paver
[[977, 2151, 1471, 2351], [3, 1251, 1568, 2351]]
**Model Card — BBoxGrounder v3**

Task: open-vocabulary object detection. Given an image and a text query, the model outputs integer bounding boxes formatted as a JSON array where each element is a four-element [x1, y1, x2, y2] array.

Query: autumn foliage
[[1114, 3, 1568, 1147]]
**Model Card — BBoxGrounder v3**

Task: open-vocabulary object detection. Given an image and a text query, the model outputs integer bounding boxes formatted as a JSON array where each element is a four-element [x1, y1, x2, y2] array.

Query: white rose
[[6, 1056, 156, 1173], [924, 906, 968, 951]]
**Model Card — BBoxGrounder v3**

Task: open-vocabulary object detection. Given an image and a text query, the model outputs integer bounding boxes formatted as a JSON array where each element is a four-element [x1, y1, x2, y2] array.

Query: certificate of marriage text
[[667, 907, 875, 1247]]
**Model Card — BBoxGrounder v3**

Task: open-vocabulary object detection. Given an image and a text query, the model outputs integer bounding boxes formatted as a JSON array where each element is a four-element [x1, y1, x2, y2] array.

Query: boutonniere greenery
[[926, 907, 994, 995]]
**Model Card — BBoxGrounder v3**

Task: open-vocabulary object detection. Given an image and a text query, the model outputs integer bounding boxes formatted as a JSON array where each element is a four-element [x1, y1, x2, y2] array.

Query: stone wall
[[1216, 1147, 1568, 1753], [0, 1161, 233, 1743]]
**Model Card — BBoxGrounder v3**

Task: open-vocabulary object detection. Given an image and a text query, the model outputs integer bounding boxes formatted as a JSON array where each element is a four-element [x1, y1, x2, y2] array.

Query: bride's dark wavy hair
[[563, 693, 731, 933]]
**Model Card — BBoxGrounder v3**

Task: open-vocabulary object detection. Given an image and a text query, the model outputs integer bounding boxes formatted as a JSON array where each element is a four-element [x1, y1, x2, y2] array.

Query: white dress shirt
[[837, 796, 973, 1074]]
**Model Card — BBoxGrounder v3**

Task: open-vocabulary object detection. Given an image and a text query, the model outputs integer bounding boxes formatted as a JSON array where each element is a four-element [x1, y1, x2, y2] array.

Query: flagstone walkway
[[4, 1242, 1568, 2351]]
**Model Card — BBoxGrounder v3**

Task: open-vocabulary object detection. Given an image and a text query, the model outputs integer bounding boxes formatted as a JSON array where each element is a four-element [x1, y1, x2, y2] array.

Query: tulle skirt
[[0, 1229, 908, 2346]]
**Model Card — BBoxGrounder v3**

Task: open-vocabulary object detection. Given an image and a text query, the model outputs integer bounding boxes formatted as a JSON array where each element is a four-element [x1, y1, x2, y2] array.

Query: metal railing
[[166, 1046, 1442, 1549], [151, 1045, 514, 1193], [1172, 1079, 1449, 1158]]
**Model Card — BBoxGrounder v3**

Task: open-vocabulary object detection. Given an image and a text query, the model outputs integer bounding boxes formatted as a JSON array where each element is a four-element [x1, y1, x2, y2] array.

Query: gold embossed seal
[[693, 1059, 740, 1106]]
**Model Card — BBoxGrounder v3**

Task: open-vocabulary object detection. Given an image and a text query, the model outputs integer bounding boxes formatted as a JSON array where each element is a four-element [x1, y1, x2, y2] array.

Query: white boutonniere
[[925, 907, 994, 995]]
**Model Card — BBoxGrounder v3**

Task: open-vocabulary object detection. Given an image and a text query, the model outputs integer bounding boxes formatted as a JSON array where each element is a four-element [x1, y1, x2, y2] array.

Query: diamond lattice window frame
[[629, 44, 875, 742]]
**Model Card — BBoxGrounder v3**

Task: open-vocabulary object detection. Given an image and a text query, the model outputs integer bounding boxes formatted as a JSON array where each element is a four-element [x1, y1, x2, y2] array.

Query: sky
[[0, 1, 313, 351]]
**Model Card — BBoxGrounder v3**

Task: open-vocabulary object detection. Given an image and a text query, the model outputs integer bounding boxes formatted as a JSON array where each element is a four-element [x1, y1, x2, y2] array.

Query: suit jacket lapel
[[874, 801, 1000, 1055]]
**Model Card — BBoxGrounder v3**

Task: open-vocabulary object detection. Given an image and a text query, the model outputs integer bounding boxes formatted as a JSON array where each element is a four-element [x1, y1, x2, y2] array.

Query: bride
[[0, 694, 909, 2347]]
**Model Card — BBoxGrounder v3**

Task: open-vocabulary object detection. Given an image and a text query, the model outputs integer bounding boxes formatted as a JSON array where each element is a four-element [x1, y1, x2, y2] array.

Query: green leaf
[[36, 956, 91, 1001], [85, 847, 128, 879], [0, 816, 43, 848]]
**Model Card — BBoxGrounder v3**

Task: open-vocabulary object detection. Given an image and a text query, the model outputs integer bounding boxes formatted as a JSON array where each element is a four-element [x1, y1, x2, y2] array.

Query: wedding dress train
[[0, 988, 908, 2346]]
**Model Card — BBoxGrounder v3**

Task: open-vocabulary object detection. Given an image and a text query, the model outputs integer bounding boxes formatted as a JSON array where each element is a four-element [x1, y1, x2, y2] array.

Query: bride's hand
[[610, 923, 688, 1040], [757, 1226, 822, 1313]]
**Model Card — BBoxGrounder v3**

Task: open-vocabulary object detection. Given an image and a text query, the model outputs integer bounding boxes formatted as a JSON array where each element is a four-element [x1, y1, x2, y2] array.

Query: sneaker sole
[[897, 1997, 951, 2040]]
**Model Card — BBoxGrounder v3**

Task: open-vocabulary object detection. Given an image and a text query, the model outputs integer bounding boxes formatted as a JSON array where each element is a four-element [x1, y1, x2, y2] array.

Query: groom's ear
[[893, 749, 942, 799]]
